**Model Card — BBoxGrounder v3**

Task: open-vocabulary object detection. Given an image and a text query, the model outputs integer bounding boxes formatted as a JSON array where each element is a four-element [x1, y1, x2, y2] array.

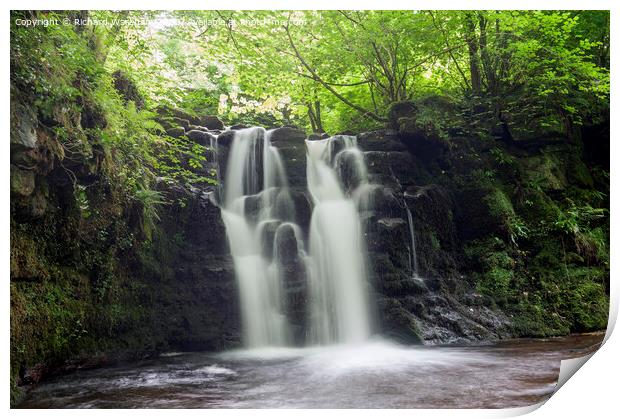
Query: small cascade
[[405, 206, 420, 279]]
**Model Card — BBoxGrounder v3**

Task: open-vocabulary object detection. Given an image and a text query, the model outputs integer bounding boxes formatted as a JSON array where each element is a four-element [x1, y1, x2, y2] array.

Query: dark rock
[[454, 186, 511, 242], [289, 190, 313, 235], [335, 148, 367, 193], [364, 151, 416, 188], [357, 129, 406, 152], [270, 126, 306, 142], [201, 115, 225, 130], [216, 130, 235, 148], [307, 133, 327, 141], [186, 129, 214, 146], [376, 297, 423, 344], [398, 117, 449, 159], [269, 127, 308, 188], [258, 220, 282, 260], [29, 185, 48, 218], [10, 165, 35, 197], [274, 223, 300, 266], [328, 135, 351, 163], [387, 100, 417, 129], [166, 127, 185, 138], [112, 70, 145, 109], [357, 185, 403, 218], [230, 124, 249, 130], [404, 185, 458, 277], [11, 108, 38, 151], [80, 99, 107, 130], [273, 222, 308, 345]]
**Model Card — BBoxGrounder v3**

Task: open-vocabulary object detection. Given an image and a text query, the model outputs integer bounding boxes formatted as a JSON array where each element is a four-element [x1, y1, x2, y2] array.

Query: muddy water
[[18, 333, 603, 409]]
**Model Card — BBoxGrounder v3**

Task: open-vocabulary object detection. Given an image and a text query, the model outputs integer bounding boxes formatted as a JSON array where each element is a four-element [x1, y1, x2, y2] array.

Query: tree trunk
[[464, 13, 482, 96]]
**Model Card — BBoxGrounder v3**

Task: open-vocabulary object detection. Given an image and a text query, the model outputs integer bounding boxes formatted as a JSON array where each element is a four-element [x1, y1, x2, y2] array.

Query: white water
[[305, 136, 372, 344], [220, 127, 301, 347], [405, 206, 420, 278], [220, 129, 373, 348]]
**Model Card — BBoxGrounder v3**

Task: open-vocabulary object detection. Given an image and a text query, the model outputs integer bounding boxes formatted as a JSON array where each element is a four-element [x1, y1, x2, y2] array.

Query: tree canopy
[[83, 10, 609, 135]]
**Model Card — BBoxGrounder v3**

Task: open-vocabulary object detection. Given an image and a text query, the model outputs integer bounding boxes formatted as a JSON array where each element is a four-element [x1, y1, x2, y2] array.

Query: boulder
[[307, 133, 330, 141], [334, 149, 367, 193], [270, 126, 306, 142]]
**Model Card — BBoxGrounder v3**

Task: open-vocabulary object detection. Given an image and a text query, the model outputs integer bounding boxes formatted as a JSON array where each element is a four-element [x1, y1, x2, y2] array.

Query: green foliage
[[464, 238, 515, 306], [82, 10, 609, 134], [134, 188, 166, 240], [490, 147, 516, 167]]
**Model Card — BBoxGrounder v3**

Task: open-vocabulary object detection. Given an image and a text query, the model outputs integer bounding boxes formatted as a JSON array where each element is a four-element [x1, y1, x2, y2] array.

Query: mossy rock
[[519, 151, 567, 191], [387, 100, 417, 129]]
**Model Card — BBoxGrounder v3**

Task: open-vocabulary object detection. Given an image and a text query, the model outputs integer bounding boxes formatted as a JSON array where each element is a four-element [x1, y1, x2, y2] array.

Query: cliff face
[[10, 95, 609, 403], [10, 92, 240, 403]]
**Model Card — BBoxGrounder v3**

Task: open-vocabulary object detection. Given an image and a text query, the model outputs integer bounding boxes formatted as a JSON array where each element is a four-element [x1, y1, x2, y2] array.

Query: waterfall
[[305, 136, 371, 344], [220, 129, 372, 348], [220, 127, 300, 348]]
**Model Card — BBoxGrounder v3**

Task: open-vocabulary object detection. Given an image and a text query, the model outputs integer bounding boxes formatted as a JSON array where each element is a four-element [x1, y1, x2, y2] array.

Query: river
[[18, 333, 603, 408]]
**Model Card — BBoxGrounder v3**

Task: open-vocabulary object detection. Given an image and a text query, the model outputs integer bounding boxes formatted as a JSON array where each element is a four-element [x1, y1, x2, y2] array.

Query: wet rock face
[[155, 182, 240, 349], [335, 149, 366, 193], [355, 127, 511, 345], [405, 185, 458, 277], [273, 223, 308, 345], [269, 126, 307, 189]]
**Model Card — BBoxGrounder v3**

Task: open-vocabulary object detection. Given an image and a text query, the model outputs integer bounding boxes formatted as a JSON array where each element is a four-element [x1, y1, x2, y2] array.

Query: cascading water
[[220, 127, 302, 348], [220, 129, 373, 348], [405, 206, 420, 279], [305, 136, 372, 344]]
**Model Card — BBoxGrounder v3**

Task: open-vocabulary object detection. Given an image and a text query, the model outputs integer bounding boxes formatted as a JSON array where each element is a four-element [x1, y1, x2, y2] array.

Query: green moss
[[484, 188, 515, 220]]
